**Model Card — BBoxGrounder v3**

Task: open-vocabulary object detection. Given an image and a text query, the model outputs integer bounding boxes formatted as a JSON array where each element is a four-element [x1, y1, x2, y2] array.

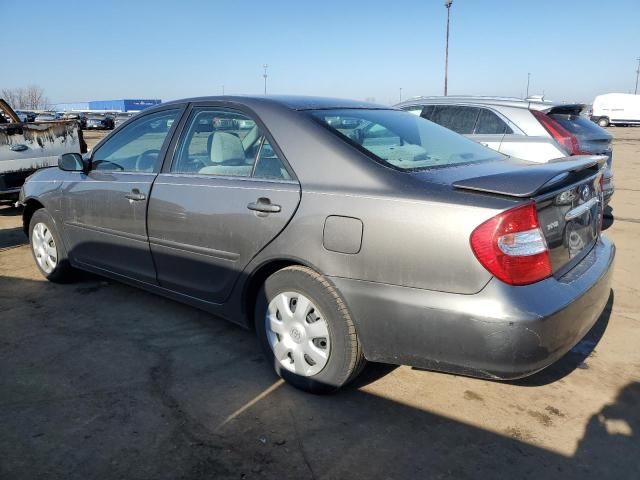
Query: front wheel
[[255, 266, 365, 393], [598, 117, 609, 128], [29, 209, 76, 282]]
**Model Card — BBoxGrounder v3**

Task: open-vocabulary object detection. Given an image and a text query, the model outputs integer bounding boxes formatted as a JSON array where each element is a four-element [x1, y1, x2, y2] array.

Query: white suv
[[396, 96, 614, 204]]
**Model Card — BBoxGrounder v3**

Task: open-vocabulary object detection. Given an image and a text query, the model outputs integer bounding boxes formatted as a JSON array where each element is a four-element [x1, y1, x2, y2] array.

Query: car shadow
[[0, 202, 22, 216], [0, 226, 27, 249], [0, 270, 634, 479]]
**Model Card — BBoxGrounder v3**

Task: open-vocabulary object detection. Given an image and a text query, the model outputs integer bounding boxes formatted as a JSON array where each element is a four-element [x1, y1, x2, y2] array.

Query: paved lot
[[1, 129, 639, 479]]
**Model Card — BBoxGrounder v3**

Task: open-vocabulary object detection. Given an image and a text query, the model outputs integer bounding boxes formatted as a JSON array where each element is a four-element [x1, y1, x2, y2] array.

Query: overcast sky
[[3, 0, 639, 105]]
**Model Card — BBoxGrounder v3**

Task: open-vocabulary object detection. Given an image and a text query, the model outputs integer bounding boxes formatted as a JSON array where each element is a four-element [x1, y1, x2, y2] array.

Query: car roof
[[395, 95, 584, 112], [160, 95, 390, 111]]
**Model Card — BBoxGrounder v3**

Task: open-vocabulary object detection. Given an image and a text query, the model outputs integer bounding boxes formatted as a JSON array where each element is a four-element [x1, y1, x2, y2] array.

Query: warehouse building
[[52, 99, 161, 112]]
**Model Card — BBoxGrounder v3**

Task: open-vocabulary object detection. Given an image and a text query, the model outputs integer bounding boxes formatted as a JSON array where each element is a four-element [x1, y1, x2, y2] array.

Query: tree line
[[1, 86, 49, 110]]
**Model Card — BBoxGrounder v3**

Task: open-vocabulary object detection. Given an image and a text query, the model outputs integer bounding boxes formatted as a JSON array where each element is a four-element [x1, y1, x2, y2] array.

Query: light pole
[[263, 64, 269, 95], [399, 87, 403, 103], [635, 57, 640, 95], [443, 0, 453, 96], [526, 72, 531, 98]]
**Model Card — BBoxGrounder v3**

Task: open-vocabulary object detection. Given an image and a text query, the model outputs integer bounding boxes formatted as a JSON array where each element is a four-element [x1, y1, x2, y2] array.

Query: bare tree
[[1, 85, 49, 110], [25, 85, 48, 109]]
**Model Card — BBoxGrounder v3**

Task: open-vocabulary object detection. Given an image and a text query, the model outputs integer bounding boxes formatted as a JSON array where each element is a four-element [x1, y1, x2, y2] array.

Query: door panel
[[497, 135, 566, 161], [61, 108, 183, 282], [147, 175, 300, 303], [63, 171, 157, 282]]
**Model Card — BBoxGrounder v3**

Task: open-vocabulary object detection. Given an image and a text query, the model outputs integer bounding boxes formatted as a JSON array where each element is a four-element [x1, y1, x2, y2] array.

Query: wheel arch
[[242, 257, 318, 330], [22, 198, 45, 236]]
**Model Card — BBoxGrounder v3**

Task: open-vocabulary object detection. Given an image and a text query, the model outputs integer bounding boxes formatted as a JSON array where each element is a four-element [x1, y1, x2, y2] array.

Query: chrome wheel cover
[[32, 222, 58, 274], [265, 291, 331, 377]]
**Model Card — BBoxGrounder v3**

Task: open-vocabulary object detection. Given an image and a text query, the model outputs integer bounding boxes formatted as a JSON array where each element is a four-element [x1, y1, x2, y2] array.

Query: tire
[[598, 117, 609, 128], [255, 266, 365, 393], [29, 208, 75, 282]]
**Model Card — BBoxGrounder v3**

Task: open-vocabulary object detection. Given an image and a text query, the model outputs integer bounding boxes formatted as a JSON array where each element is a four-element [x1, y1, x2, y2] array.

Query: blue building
[[89, 99, 162, 112], [52, 99, 161, 112]]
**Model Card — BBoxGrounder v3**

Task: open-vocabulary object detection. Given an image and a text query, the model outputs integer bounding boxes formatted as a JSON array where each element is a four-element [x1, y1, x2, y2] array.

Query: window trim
[[162, 101, 297, 183], [89, 105, 186, 174]]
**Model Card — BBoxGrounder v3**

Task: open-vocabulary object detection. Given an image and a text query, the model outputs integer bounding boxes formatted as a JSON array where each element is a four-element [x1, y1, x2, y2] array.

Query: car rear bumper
[[330, 236, 615, 380]]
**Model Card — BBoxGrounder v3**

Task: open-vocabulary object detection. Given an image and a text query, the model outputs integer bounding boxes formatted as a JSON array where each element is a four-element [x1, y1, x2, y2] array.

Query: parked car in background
[[0, 99, 85, 200], [13, 111, 28, 122], [34, 112, 58, 122], [591, 93, 640, 127], [15, 111, 37, 122], [61, 112, 87, 129], [396, 96, 614, 204], [114, 112, 134, 128], [85, 114, 114, 130], [19, 96, 613, 393]]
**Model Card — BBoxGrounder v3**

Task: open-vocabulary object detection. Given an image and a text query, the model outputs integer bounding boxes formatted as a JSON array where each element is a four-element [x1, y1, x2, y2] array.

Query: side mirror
[[58, 153, 87, 172]]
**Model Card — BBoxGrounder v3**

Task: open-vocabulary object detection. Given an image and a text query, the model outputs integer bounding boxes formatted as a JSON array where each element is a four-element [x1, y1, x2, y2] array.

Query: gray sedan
[[19, 96, 614, 393]]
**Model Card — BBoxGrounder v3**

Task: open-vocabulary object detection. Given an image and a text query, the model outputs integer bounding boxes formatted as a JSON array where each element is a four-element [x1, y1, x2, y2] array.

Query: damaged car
[[0, 99, 85, 200], [19, 96, 614, 393]]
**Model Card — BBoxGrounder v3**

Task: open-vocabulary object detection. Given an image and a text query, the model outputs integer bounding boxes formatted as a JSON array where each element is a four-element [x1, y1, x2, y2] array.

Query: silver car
[[19, 96, 614, 393], [396, 96, 615, 204]]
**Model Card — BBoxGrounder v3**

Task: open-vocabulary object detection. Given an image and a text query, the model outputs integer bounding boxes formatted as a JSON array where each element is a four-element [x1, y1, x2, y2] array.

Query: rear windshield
[[308, 108, 501, 170], [549, 114, 609, 138]]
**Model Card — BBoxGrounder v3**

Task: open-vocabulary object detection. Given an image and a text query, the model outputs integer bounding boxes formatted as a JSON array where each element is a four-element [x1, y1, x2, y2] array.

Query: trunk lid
[[421, 155, 606, 276]]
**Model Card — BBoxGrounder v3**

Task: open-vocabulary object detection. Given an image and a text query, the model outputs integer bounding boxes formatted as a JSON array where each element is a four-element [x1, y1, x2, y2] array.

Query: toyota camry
[[19, 96, 614, 392]]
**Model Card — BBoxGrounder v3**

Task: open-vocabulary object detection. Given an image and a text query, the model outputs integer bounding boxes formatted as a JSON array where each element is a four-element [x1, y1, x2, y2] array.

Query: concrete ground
[[1, 129, 638, 479]]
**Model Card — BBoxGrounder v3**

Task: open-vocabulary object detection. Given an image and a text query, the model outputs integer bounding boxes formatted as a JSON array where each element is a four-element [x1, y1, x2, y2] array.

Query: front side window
[[308, 108, 501, 171], [91, 109, 179, 172], [172, 108, 290, 180]]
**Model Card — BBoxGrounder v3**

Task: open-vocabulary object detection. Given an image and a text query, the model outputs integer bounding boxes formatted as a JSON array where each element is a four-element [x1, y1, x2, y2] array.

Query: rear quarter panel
[[249, 182, 513, 295]]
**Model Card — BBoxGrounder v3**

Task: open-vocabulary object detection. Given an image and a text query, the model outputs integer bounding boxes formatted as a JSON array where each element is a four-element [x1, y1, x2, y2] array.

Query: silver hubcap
[[266, 292, 331, 377], [32, 222, 58, 274]]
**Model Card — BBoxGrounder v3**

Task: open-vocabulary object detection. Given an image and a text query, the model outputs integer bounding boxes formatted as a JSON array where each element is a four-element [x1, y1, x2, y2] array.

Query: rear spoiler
[[453, 155, 607, 198], [543, 104, 585, 115]]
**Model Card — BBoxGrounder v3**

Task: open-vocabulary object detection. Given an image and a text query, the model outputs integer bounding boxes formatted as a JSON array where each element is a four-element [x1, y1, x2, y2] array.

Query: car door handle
[[125, 189, 146, 201], [10, 144, 28, 152], [247, 198, 281, 213]]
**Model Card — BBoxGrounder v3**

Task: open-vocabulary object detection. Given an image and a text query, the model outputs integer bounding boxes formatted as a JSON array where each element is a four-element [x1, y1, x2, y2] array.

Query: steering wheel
[[135, 149, 161, 172]]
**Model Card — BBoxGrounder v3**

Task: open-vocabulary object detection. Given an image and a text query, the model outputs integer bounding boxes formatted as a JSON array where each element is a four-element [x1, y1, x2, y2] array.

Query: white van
[[591, 93, 640, 127]]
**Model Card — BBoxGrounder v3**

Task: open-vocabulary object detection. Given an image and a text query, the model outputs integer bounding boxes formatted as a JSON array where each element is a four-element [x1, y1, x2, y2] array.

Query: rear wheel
[[598, 117, 609, 128], [255, 266, 365, 393], [29, 209, 75, 282]]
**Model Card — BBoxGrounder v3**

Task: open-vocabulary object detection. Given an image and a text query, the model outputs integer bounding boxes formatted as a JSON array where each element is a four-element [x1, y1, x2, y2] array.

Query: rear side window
[[430, 106, 480, 134], [548, 114, 608, 138], [172, 107, 291, 180], [474, 109, 513, 135]]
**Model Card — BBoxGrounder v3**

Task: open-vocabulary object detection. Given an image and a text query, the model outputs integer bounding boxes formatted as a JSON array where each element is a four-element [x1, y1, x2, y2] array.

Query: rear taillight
[[470, 202, 552, 286], [531, 110, 585, 156]]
